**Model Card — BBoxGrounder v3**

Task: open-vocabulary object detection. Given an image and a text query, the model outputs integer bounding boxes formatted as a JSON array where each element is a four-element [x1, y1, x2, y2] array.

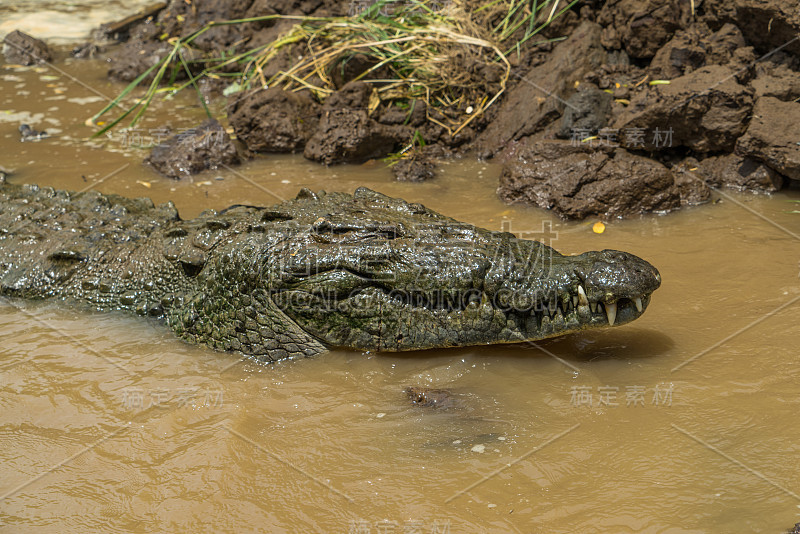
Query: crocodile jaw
[[271, 249, 661, 352]]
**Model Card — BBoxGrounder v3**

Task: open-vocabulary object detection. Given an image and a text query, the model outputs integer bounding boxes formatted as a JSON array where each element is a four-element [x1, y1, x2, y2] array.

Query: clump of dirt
[[648, 23, 754, 80], [475, 20, 608, 158], [107, 41, 180, 83], [557, 84, 613, 139], [2, 30, 51, 65], [145, 119, 240, 179], [735, 97, 800, 181], [597, 0, 693, 59], [613, 65, 753, 153], [670, 161, 714, 205], [304, 109, 403, 165], [392, 147, 440, 182], [227, 87, 320, 153], [690, 154, 784, 192], [498, 139, 688, 219], [302, 82, 409, 165]]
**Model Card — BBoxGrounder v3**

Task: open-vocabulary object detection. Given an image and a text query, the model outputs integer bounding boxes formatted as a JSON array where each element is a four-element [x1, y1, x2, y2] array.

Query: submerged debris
[[18, 124, 48, 142], [405, 386, 455, 409]]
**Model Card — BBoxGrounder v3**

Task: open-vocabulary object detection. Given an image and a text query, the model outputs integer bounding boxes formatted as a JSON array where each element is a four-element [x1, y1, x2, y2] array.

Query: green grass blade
[[88, 60, 162, 125], [178, 50, 212, 119]]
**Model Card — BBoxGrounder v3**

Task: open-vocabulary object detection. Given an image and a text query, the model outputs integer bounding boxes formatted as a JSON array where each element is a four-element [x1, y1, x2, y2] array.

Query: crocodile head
[[265, 188, 661, 352]]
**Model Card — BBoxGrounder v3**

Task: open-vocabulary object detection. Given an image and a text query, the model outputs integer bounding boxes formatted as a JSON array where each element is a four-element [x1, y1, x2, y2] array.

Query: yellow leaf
[[592, 221, 605, 234], [615, 82, 620, 89], [136, 180, 151, 188], [368, 88, 380, 116]]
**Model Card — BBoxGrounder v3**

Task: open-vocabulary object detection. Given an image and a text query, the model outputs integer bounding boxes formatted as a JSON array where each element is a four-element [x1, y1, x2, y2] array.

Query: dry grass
[[91, 0, 578, 139]]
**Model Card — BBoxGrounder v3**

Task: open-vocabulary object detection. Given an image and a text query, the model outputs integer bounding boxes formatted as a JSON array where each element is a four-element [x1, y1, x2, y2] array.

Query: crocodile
[[0, 176, 661, 362]]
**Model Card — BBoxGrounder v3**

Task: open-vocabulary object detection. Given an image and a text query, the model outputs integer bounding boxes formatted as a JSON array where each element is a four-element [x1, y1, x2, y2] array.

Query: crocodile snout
[[572, 249, 661, 326], [583, 249, 660, 299]]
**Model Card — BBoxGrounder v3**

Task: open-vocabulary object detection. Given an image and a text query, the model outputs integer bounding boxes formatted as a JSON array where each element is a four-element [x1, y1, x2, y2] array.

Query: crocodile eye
[[311, 218, 403, 240]]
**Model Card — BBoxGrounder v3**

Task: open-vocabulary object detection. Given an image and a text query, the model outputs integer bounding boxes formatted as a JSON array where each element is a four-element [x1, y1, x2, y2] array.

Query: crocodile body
[[0, 177, 661, 362]]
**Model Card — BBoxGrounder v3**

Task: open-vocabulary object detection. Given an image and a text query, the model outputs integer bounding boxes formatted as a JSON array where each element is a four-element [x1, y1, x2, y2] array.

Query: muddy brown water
[[2, 43, 800, 534]]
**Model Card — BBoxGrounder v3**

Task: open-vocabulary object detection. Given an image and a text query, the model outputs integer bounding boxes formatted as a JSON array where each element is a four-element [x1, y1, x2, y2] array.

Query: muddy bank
[[6, 0, 800, 218], [489, 3, 799, 218]]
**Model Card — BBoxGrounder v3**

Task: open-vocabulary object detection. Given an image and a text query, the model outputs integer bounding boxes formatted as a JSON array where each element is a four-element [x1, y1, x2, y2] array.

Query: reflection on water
[[2, 18, 800, 534], [0, 1, 157, 43]]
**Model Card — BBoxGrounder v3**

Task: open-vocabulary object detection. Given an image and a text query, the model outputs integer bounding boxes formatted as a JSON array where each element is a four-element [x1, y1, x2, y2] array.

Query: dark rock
[[787, 522, 800, 534], [475, 21, 607, 157], [613, 65, 753, 153], [557, 85, 613, 138], [497, 139, 682, 219], [405, 386, 454, 409], [735, 97, 800, 180], [145, 119, 240, 179], [2, 30, 51, 66], [228, 88, 320, 153], [698, 153, 784, 192], [597, 0, 692, 58], [649, 23, 755, 80]]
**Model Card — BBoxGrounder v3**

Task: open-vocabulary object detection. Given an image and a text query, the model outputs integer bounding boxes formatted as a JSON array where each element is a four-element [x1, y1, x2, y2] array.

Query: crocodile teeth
[[577, 285, 589, 306], [572, 295, 578, 308], [589, 302, 597, 314], [634, 297, 643, 312], [605, 302, 617, 326]]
